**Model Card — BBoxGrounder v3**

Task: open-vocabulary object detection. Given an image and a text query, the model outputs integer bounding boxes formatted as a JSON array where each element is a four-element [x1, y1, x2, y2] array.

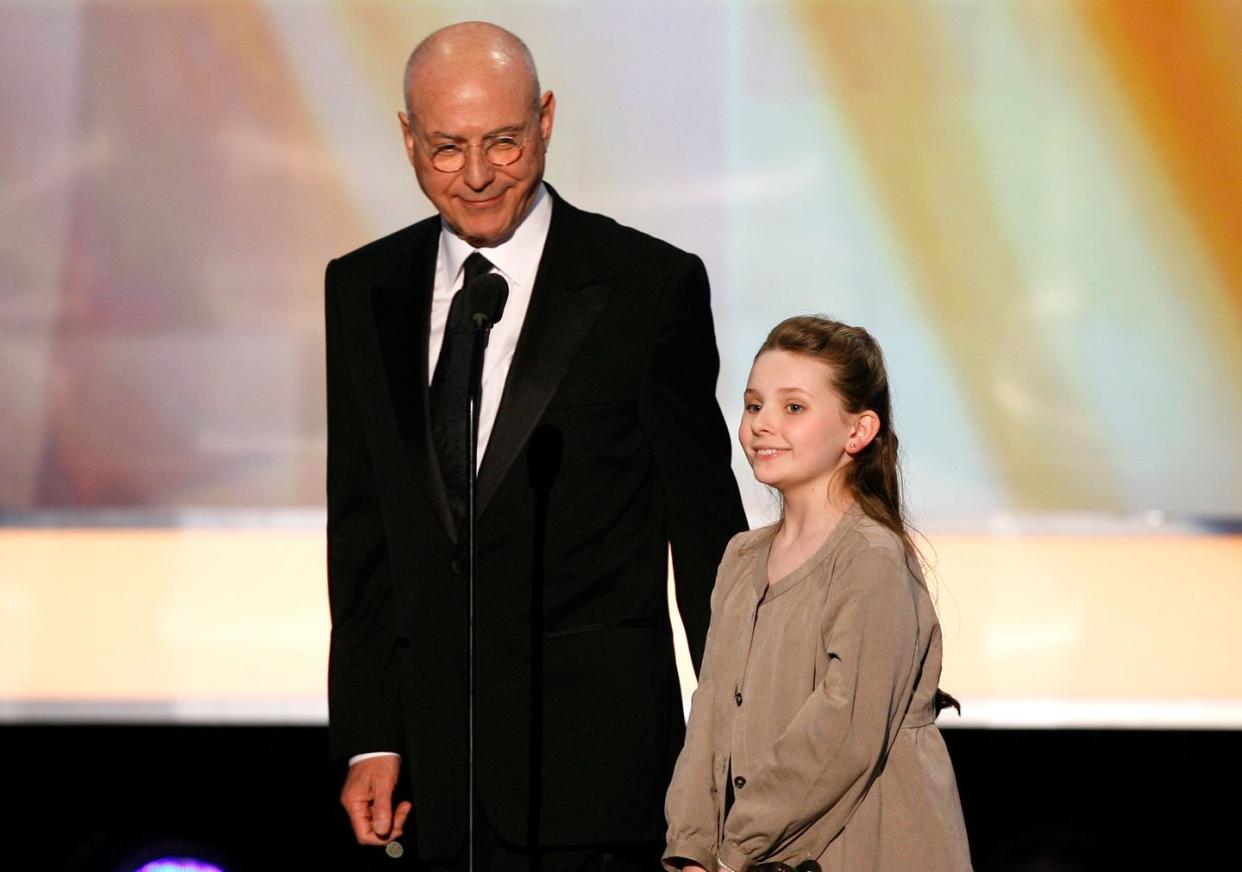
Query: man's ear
[[847, 410, 881, 454], [538, 90, 556, 145], [398, 111, 417, 167]]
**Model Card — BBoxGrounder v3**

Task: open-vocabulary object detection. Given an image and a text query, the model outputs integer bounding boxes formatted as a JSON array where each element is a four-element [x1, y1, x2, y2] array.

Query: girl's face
[[739, 350, 860, 498]]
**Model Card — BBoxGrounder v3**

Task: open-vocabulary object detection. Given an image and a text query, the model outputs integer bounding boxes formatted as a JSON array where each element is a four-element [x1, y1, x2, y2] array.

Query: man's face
[[400, 73, 555, 248]]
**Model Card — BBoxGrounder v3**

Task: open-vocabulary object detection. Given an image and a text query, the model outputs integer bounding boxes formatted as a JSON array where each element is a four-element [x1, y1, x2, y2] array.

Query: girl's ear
[[846, 410, 881, 455]]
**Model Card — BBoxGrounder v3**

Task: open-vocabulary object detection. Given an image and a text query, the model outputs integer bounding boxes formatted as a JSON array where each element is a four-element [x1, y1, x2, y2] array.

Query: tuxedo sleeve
[[640, 253, 747, 672], [325, 258, 404, 760]]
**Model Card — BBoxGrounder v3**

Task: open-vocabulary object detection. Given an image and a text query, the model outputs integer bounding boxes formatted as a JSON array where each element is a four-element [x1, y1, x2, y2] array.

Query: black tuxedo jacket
[[325, 187, 746, 857]]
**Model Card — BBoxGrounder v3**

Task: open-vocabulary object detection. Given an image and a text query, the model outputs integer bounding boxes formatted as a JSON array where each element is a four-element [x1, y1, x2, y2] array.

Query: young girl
[[664, 316, 972, 872]]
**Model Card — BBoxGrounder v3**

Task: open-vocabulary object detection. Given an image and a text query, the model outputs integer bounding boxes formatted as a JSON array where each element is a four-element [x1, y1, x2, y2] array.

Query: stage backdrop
[[2, 1, 1240, 727]]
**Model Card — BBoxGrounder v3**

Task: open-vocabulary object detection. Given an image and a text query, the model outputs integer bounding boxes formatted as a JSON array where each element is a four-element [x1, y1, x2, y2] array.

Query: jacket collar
[[474, 185, 614, 515], [370, 186, 614, 539], [370, 216, 457, 539]]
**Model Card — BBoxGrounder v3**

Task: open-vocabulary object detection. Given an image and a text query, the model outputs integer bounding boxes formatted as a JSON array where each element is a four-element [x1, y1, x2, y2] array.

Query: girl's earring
[[848, 442, 856, 450]]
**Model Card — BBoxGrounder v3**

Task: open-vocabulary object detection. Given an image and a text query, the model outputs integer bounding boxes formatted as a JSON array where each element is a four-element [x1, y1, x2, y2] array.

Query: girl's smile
[[740, 350, 860, 500]]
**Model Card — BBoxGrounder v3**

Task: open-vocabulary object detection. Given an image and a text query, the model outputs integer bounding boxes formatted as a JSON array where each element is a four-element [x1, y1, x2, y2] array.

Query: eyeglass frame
[[413, 114, 543, 174]]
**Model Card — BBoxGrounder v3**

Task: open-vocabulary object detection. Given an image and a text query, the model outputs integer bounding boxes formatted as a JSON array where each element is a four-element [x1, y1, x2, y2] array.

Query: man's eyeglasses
[[424, 134, 526, 173]]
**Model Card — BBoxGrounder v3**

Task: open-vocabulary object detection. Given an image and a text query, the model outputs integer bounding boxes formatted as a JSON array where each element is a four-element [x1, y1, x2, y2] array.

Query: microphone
[[466, 273, 509, 330]]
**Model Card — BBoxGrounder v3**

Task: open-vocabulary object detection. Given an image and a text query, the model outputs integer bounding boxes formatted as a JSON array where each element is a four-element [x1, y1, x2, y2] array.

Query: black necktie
[[431, 251, 494, 531]]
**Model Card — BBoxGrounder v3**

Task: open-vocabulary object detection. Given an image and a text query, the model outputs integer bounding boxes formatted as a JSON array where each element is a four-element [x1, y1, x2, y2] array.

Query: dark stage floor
[[5, 725, 1235, 871]]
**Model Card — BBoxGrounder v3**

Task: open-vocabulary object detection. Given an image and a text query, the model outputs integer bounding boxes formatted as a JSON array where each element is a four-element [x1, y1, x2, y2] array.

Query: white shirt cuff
[[348, 751, 401, 766]]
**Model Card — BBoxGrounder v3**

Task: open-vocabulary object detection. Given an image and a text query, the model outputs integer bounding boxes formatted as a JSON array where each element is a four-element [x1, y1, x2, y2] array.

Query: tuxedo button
[[733, 775, 746, 790], [734, 691, 743, 706], [450, 558, 463, 576]]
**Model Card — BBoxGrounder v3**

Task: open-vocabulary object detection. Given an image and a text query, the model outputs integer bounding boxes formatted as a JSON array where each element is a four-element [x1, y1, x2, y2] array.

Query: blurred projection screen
[[1, 1, 1240, 726]]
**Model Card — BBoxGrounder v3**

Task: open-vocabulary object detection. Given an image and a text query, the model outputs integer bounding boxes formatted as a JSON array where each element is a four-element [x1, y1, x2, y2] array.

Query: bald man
[[325, 22, 746, 870]]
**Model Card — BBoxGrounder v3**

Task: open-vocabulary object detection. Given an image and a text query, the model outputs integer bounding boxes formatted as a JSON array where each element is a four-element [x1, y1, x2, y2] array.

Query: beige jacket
[[664, 505, 972, 872]]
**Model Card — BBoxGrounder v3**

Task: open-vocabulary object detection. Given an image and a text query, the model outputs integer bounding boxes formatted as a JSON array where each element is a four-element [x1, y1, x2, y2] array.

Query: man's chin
[[454, 219, 517, 249]]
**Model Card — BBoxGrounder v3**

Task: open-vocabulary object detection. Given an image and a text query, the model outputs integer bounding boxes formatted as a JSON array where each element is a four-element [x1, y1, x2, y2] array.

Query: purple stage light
[[133, 860, 225, 872]]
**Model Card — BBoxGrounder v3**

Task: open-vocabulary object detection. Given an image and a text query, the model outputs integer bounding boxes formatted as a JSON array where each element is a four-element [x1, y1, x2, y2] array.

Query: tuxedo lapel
[[371, 221, 458, 540], [476, 196, 612, 515]]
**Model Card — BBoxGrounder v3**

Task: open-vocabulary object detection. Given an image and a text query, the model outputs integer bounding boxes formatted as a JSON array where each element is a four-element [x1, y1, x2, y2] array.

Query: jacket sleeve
[[639, 252, 747, 671], [717, 545, 922, 871], [663, 541, 742, 871], [325, 258, 405, 760]]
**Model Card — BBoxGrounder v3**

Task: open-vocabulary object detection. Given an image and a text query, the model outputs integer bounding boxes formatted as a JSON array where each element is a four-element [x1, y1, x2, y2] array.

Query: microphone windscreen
[[466, 273, 509, 327]]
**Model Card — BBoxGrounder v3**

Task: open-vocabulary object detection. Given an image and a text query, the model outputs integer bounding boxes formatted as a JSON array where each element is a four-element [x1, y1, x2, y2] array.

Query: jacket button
[[733, 775, 746, 790], [734, 691, 743, 706], [450, 558, 463, 575], [796, 862, 821, 872]]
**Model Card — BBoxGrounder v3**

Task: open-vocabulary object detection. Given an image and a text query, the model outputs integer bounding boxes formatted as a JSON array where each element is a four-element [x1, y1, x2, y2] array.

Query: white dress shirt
[[429, 182, 552, 466], [350, 183, 552, 767]]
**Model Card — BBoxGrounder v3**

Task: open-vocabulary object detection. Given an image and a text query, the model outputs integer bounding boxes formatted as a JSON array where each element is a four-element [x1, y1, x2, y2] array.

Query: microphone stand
[[465, 315, 492, 872]]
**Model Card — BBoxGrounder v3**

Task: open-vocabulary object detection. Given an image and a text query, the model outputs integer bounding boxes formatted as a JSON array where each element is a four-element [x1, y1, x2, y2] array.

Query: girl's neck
[[775, 482, 854, 549]]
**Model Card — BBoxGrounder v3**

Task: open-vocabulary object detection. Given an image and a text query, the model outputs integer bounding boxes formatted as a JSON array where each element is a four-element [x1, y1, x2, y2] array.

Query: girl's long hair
[[757, 315, 919, 561]]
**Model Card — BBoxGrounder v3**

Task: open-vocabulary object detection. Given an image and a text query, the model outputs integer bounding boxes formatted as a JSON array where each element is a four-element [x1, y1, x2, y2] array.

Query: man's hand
[[340, 755, 412, 846]]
